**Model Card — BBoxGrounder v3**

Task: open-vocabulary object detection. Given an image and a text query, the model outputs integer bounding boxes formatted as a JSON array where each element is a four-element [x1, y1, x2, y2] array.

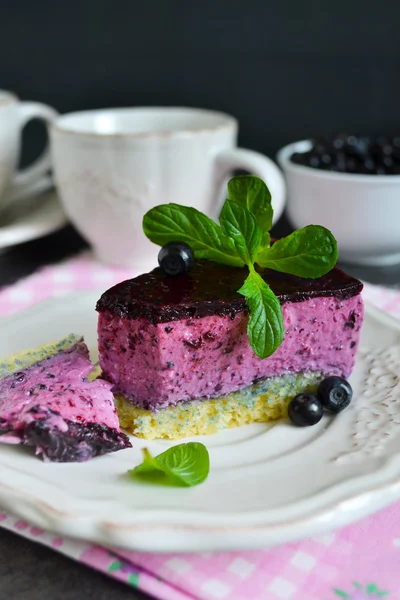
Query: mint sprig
[[219, 199, 284, 356], [143, 175, 338, 359], [128, 442, 210, 487]]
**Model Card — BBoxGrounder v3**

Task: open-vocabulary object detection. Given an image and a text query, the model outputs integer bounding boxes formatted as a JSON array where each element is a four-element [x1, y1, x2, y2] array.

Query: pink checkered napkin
[[0, 252, 398, 600]]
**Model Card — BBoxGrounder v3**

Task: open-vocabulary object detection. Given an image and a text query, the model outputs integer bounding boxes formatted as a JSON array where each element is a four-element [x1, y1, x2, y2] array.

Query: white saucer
[[0, 189, 68, 250]]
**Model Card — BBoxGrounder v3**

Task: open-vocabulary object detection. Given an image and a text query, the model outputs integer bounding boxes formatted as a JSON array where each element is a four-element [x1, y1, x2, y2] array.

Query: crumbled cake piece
[[0, 335, 131, 462]]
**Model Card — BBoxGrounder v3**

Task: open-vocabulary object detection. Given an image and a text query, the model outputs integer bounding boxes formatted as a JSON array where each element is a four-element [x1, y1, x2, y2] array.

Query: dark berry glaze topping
[[96, 260, 363, 324], [3, 416, 131, 463]]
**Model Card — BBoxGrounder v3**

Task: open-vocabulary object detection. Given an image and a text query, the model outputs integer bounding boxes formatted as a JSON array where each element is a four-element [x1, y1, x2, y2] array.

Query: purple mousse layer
[[97, 262, 364, 411], [0, 340, 131, 462]]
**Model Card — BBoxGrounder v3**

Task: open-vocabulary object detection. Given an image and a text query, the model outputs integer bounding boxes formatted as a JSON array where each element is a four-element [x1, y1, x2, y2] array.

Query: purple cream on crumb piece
[[96, 261, 364, 411], [0, 340, 131, 462]]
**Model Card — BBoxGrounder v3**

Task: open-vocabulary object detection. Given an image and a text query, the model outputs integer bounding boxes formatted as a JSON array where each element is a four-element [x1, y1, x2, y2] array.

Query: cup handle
[[5, 101, 59, 204], [214, 147, 286, 224]]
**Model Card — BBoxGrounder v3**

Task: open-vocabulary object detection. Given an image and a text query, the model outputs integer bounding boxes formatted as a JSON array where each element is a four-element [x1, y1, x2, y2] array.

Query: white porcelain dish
[[277, 139, 400, 267], [0, 291, 399, 553]]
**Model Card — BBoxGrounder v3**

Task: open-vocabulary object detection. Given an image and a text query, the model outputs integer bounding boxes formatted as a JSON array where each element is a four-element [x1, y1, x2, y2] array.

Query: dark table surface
[[1, 216, 400, 600]]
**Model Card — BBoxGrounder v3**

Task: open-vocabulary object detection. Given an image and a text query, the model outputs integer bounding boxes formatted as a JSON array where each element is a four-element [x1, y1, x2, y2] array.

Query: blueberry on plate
[[317, 376, 353, 413], [158, 242, 195, 276], [288, 393, 323, 427]]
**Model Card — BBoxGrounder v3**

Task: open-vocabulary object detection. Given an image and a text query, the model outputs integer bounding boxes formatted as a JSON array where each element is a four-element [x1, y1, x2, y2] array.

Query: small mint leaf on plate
[[143, 204, 244, 267], [256, 225, 338, 278], [238, 270, 284, 358], [227, 175, 273, 247], [128, 442, 210, 487], [219, 199, 262, 265]]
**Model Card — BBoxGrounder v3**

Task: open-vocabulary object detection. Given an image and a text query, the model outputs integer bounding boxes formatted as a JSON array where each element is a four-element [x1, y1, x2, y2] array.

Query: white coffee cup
[[0, 90, 58, 209], [50, 107, 286, 269]]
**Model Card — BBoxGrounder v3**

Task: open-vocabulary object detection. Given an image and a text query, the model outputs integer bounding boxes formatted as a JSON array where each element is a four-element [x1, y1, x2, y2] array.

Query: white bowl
[[277, 139, 400, 266]]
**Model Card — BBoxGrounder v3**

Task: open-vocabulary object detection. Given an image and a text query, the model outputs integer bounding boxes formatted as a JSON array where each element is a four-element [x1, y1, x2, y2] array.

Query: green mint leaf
[[227, 175, 273, 247], [143, 204, 244, 267], [219, 199, 262, 265], [128, 442, 210, 487], [130, 448, 162, 475], [256, 225, 338, 278], [238, 271, 284, 358]]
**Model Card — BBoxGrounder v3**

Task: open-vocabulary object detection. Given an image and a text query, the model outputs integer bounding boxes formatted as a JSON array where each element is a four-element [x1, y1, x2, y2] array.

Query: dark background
[[1, 0, 400, 167], [1, 3, 400, 598]]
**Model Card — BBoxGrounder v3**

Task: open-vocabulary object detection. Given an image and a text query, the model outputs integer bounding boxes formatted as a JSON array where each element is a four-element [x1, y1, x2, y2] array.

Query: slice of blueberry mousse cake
[[0, 335, 131, 461], [97, 174, 364, 440], [97, 262, 363, 440]]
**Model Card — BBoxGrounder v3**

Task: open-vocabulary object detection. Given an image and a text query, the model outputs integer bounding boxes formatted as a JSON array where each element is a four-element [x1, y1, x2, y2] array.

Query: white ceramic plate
[[0, 291, 400, 553], [0, 188, 67, 249]]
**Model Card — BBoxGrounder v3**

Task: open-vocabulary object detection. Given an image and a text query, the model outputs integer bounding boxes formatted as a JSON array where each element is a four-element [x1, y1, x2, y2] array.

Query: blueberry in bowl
[[290, 134, 400, 175]]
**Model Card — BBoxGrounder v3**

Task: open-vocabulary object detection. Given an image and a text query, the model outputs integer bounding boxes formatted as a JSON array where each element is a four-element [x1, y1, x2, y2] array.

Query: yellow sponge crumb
[[115, 371, 322, 440], [0, 334, 83, 379]]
